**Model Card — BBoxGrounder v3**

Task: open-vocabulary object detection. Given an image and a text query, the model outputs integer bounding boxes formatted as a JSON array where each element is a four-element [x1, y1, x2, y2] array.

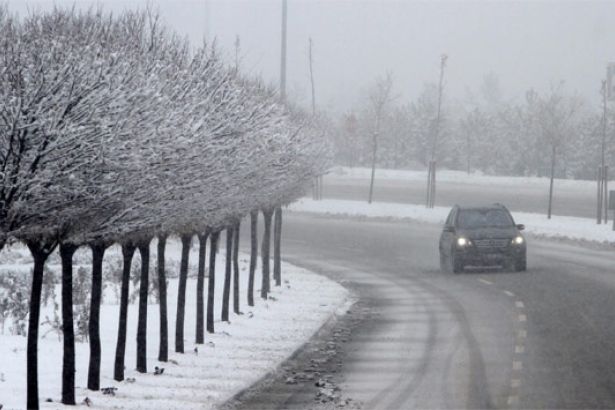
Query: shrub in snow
[[0, 271, 32, 335], [103, 254, 123, 303], [73, 267, 93, 307]]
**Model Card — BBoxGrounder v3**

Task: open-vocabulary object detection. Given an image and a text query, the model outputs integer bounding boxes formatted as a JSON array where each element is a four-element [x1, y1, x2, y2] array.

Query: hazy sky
[[8, 0, 615, 112]]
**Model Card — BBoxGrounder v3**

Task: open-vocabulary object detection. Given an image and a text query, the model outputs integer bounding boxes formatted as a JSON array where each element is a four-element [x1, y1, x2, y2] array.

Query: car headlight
[[457, 237, 469, 247], [512, 236, 524, 245]]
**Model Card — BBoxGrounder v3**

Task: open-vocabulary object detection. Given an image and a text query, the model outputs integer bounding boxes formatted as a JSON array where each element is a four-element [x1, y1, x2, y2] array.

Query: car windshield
[[457, 209, 513, 228]]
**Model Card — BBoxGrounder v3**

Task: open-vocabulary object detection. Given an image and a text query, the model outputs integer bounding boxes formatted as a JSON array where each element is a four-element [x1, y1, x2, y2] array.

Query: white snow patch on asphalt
[[0, 240, 349, 409], [289, 198, 615, 245]]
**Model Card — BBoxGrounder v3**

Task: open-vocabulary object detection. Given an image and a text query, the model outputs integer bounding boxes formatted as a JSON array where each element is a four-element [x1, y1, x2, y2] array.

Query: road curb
[[219, 285, 357, 409]]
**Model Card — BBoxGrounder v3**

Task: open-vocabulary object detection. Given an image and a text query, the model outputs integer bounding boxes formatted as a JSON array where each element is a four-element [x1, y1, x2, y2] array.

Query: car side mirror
[[444, 225, 455, 233], [516, 224, 525, 231]]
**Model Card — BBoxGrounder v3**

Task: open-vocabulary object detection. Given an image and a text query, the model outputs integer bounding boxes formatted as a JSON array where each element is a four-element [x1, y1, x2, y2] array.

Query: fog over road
[[322, 176, 597, 219], [232, 213, 615, 409]]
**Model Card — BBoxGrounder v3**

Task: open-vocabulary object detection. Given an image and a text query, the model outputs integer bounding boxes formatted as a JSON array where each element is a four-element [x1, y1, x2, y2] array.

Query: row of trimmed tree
[[0, 6, 329, 409]]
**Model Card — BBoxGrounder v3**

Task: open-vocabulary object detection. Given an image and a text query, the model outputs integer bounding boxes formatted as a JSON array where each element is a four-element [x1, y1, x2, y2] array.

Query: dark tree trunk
[[207, 232, 219, 333], [547, 144, 556, 220], [114, 242, 135, 381], [59, 243, 78, 405], [175, 234, 192, 353], [368, 132, 378, 204], [196, 231, 209, 344], [261, 208, 274, 300], [136, 239, 151, 373], [233, 221, 241, 314], [26, 240, 56, 410], [157, 235, 168, 362], [222, 227, 233, 322], [248, 210, 258, 307], [87, 243, 107, 391], [273, 206, 282, 286]]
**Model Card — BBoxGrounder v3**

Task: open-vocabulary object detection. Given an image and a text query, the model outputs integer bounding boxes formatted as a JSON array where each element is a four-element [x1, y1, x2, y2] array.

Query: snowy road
[[230, 213, 615, 409]]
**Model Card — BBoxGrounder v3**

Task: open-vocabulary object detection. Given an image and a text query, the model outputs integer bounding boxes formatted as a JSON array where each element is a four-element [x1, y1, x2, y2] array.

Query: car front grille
[[473, 238, 509, 248]]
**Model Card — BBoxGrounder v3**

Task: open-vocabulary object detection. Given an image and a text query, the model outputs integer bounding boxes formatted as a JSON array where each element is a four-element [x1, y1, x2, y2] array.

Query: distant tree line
[[0, 6, 328, 409], [330, 74, 611, 181]]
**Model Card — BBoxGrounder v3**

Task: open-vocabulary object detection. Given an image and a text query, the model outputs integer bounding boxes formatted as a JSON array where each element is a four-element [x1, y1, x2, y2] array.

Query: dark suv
[[439, 204, 526, 273]]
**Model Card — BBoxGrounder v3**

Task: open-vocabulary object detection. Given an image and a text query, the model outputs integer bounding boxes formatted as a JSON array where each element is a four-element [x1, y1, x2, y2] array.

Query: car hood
[[457, 227, 518, 239]]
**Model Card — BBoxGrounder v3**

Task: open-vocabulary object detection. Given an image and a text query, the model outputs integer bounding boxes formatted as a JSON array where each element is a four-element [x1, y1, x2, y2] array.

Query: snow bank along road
[[231, 213, 615, 409]]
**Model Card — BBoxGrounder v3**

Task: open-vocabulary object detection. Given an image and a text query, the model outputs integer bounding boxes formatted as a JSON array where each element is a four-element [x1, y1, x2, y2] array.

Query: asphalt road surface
[[321, 176, 598, 219], [229, 213, 615, 409]]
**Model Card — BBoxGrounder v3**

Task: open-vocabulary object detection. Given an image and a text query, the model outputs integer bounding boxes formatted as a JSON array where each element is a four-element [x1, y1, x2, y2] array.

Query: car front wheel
[[514, 256, 527, 272], [439, 252, 448, 273], [451, 253, 464, 274]]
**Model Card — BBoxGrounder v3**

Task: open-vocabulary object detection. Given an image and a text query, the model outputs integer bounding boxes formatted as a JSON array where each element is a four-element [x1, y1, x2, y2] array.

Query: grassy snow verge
[[289, 198, 615, 245], [0, 239, 349, 409]]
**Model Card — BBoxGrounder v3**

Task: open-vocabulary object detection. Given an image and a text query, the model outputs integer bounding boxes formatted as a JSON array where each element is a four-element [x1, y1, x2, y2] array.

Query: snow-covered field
[[0, 239, 349, 409], [327, 166, 603, 190], [289, 198, 615, 245]]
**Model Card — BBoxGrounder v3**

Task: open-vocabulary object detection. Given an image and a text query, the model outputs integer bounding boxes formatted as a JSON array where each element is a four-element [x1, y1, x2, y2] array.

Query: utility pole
[[204, 0, 211, 41], [598, 78, 609, 224], [308, 38, 316, 116], [280, 0, 288, 101], [234, 36, 240, 74], [426, 54, 447, 208], [308, 37, 322, 200], [272, 0, 288, 293]]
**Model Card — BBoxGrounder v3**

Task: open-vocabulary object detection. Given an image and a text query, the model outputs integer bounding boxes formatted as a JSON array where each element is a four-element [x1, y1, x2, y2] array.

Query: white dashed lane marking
[[472, 280, 525, 408], [478, 278, 493, 285]]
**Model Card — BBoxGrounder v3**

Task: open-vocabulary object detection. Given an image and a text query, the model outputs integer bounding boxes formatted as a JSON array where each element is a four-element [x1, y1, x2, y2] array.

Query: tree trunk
[[207, 232, 219, 333], [196, 231, 209, 343], [368, 132, 377, 204], [222, 226, 233, 322], [59, 243, 78, 405], [248, 211, 258, 307], [157, 235, 168, 362], [233, 221, 241, 314], [87, 243, 107, 390], [598, 166, 604, 224], [261, 208, 274, 300], [136, 239, 150, 373], [26, 240, 56, 410], [466, 133, 471, 175], [548, 145, 556, 219], [273, 206, 282, 286], [175, 234, 192, 353], [114, 242, 135, 381]]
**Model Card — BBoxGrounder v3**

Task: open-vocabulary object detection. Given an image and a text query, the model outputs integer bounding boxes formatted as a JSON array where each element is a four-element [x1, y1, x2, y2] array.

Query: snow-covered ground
[[289, 198, 615, 245], [327, 166, 603, 190], [0, 239, 349, 409]]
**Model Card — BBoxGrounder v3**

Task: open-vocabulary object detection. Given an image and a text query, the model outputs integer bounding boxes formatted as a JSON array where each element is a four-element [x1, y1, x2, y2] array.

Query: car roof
[[455, 203, 508, 211]]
